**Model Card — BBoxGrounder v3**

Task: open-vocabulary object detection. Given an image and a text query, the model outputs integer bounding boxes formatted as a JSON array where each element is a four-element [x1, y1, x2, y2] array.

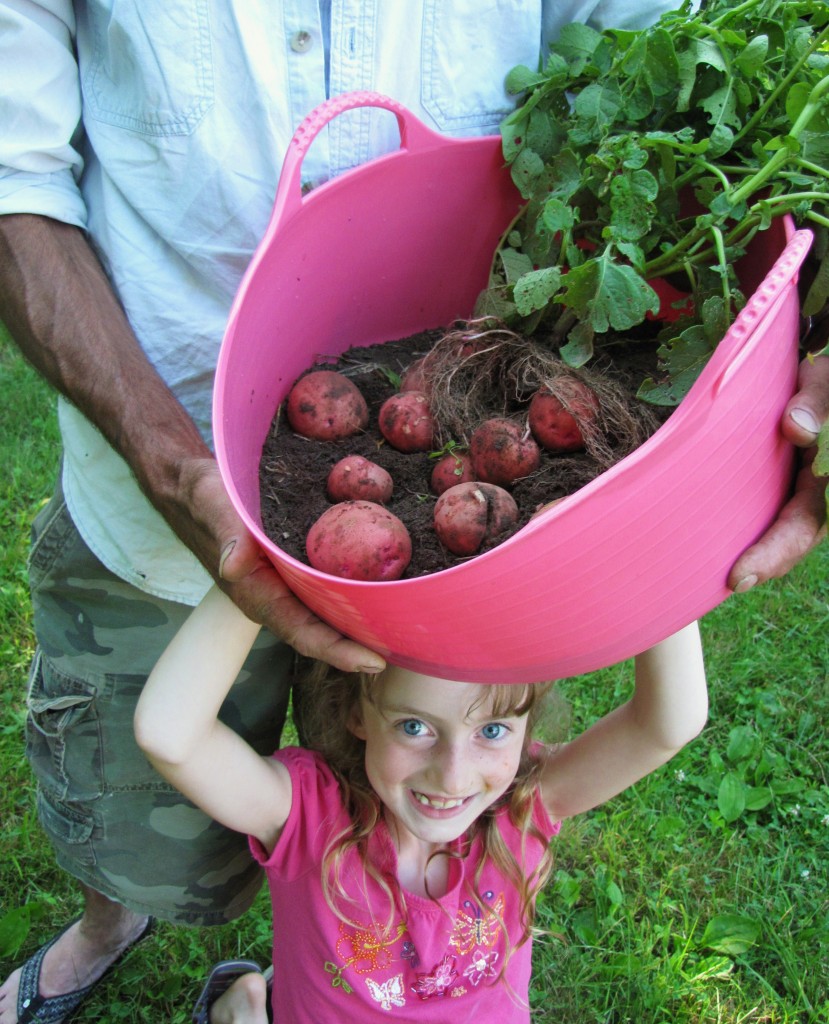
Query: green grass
[[529, 550, 829, 1019], [1, 324, 827, 1021]]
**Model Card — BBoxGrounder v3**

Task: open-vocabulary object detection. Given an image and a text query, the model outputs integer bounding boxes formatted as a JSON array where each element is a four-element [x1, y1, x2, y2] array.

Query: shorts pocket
[[26, 652, 104, 802], [36, 789, 97, 868], [420, 0, 541, 132], [80, 0, 214, 136]]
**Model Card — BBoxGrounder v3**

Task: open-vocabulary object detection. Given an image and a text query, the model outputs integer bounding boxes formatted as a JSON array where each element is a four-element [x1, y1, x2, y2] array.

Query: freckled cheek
[[366, 742, 421, 789], [492, 752, 521, 786]]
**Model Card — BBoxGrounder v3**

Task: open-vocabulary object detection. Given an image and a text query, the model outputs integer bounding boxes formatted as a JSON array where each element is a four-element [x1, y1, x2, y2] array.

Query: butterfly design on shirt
[[366, 973, 406, 1011], [449, 890, 505, 955], [411, 954, 458, 1000], [463, 949, 499, 986]]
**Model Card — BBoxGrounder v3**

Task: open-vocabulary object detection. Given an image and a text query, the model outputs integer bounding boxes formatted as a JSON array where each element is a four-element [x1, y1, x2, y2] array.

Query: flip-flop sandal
[[263, 965, 274, 1023], [191, 960, 265, 1024], [17, 914, 154, 1024]]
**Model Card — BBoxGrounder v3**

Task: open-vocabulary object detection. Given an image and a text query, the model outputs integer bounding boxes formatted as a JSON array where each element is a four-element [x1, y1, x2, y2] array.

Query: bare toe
[[209, 972, 268, 1024]]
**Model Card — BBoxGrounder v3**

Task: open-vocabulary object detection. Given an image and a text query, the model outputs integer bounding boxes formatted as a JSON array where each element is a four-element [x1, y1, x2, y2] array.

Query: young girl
[[134, 586, 707, 1023]]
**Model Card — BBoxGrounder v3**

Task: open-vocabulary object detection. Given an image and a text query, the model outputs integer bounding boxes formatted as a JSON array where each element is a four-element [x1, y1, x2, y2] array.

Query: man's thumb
[[218, 533, 267, 581]]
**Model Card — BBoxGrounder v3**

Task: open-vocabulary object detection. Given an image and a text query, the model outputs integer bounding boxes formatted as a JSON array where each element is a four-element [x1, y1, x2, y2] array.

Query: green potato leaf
[[559, 250, 660, 333]]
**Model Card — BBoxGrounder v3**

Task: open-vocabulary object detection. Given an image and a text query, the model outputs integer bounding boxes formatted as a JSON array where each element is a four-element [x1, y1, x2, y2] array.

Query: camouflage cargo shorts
[[25, 486, 294, 925]]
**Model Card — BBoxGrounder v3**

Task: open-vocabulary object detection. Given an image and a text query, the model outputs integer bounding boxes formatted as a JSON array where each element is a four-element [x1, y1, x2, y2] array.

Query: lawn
[[1, 324, 826, 1021]]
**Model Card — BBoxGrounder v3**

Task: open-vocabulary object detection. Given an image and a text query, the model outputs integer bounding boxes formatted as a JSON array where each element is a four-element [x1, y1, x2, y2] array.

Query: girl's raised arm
[[539, 621, 707, 822], [134, 585, 292, 852]]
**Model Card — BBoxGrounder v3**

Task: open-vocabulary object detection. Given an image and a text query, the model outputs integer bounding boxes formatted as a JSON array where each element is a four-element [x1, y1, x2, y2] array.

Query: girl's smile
[[349, 668, 529, 863], [410, 792, 470, 812]]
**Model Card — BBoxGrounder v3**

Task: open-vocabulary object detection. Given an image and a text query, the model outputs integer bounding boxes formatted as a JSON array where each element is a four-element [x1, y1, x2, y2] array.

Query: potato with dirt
[[378, 391, 435, 452], [400, 357, 430, 394], [430, 450, 475, 495], [529, 380, 599, 452], [327, 455, 394, 504], [306, 500, 412, 581], [286, 369, 369, 441], [433, 481, 519, 556], [400, 333, 485, 396], [469, 417, 541, 488]]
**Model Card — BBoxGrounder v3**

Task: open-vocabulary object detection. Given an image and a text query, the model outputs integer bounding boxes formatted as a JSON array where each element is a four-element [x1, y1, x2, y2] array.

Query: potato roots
[[418, 320, 660, 471]]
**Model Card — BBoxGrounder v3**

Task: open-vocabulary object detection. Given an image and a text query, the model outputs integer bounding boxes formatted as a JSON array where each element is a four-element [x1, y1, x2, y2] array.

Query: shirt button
[[290, 30, 313, 53]]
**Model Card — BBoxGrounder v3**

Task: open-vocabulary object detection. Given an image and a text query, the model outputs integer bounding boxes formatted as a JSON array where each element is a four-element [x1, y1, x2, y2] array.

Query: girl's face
[[349, 668, 529, 855]]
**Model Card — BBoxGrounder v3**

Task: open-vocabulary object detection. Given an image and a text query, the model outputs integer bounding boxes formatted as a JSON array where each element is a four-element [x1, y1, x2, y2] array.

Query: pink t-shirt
[[250, 747, 559, 1023]]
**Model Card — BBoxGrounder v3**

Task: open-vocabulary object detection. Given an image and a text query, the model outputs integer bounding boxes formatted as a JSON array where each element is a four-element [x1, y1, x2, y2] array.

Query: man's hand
[[171, 459, 386, 673], [728, 353, 829, 592]]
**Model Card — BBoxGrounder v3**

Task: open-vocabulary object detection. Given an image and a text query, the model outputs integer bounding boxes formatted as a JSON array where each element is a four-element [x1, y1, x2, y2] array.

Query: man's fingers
[[223, 559, 386, 674], [180, 459, 385, 672], [728, 466, 827, 592], [782, 354, 829, 446]]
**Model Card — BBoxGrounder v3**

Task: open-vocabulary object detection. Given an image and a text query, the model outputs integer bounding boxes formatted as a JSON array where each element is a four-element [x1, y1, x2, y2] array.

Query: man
[[0, 3, 825, 1023]]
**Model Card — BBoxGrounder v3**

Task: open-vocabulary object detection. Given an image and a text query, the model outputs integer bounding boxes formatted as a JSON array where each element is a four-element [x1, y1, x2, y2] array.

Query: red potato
[[455, 334, 489, 359], [400, 357, 429, 393], [529, 381, 599, 452], [430, 451, 475, 495], [306, 501, 411, 581], [378, 391, 435, 453], [327, 456, 394, 504], [530, 496, 566, 519], [285, 369, 368, 441], [469, 418, 541, 488], [433, 482, 519, 556]]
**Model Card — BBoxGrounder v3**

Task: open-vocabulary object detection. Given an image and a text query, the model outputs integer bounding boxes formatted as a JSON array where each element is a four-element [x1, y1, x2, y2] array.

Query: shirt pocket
[[78, 0, 214, 136], [420, 0, 542, 133]]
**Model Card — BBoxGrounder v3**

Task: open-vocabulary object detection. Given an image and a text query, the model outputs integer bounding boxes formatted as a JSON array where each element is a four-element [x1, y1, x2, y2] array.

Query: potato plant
[[480, 0, 829, 414]]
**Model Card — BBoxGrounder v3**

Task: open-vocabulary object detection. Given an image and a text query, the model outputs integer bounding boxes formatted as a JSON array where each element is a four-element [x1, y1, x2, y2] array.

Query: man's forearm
[[0, 213, 212, 512]]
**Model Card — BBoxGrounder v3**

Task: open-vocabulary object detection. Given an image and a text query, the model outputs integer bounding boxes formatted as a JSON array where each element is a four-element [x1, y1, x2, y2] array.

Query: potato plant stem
[[734, 25, 829, 146], [729, 74, 829, 207]]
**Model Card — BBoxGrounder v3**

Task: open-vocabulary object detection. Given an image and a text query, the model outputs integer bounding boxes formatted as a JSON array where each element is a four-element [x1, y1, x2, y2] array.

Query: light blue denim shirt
[[0, 0, 675, 601]]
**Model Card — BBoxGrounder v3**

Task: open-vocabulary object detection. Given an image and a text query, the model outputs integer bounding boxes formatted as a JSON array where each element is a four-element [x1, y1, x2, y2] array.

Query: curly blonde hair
[[293, 660, 558, 976]]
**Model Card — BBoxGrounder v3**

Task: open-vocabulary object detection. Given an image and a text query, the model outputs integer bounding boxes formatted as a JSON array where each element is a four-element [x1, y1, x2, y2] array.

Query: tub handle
[[270, 91, 444, 226], [710, 228, 813, 399]]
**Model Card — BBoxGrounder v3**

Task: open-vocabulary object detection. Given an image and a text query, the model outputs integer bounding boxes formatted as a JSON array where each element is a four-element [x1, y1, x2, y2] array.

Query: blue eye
[[481, 723, 507, 740], [401, 719, 426, 736]]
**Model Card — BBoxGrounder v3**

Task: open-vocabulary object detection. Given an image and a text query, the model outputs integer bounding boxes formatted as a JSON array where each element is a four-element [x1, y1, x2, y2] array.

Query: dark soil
[[259, 328, 672, 579]]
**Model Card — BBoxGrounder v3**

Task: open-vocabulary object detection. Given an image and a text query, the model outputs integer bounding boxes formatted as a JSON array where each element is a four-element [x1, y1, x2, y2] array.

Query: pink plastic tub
[[215, 92, 812, 683]]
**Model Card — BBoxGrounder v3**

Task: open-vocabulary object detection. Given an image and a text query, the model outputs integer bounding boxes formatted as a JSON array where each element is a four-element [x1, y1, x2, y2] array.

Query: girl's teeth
[[415, 792, 464, 809]]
